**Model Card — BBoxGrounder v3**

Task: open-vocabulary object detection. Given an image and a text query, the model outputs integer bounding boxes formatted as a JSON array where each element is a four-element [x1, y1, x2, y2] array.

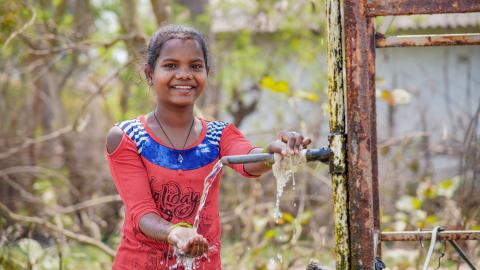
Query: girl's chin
[[168, 96, 198, 107]]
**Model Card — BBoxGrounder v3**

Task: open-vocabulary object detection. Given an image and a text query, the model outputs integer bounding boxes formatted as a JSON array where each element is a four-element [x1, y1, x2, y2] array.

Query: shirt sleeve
[[106, 132, 161, 231], [219, 123, 260, 178]]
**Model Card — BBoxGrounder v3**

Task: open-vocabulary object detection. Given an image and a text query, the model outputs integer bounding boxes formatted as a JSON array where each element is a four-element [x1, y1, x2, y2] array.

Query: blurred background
[[0, 0, 479, 269]]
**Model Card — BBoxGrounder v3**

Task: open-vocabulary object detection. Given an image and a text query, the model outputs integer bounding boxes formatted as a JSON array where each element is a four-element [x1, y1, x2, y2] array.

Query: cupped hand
[[266, 131, 312, 156], [167, 226, 209, 257]]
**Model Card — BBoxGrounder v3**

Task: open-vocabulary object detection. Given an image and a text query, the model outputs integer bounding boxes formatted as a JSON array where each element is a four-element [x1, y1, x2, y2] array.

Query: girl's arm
[[106, 126, 207, 256]]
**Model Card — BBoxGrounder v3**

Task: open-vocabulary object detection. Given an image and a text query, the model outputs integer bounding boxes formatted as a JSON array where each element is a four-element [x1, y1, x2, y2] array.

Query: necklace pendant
[[178, 154, 184, 163]]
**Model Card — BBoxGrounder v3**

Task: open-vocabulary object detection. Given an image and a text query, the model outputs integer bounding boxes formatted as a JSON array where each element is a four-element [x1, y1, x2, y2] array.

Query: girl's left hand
[[266, 131, 312, 156]]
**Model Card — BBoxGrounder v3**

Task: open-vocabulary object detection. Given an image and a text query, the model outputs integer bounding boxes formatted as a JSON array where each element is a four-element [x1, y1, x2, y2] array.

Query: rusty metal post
[[344, 0, 378, 268], [326, 0, 350, 269], [367, 18, 381, 259]]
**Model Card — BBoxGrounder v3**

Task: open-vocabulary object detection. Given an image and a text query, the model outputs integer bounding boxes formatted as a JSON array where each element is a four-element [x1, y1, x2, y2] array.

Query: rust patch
[[376, 33, 480, 48], [344, 0, 377, 268], [381, 230, 480, 241], [367, 0, 480, 16]]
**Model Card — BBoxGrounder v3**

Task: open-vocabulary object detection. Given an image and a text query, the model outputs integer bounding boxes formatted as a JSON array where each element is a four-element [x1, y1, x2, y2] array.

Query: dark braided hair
[[146, 24, 209, 72]]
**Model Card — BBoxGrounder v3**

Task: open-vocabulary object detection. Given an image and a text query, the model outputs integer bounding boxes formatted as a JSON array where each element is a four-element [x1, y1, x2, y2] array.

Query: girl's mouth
[[170, 85, 196, 94]]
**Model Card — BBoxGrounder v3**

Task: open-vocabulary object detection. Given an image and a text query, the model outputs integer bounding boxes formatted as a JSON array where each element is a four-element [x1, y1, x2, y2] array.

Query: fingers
[[279, 131, 296, 154], [294, 135, 304, 154], [267, 139, 287, 155], [279, 131, 311, 155], [303, 137, 312, 146], [182, 235, 208, 257]]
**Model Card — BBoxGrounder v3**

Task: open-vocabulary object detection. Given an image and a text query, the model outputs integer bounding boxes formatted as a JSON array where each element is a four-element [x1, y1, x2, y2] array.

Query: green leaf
[[439, 178, 453, 190], [18, 238, 44, 264], [260, 76, 289, 94], [299, 210, 313, 224], [282, 212, 295, 223], [295, 90, 319, 102], [426, 215, 438, 225], [263, 229, 278, 241], [411, 197, 423, 209], [379, 90, 394, 105]]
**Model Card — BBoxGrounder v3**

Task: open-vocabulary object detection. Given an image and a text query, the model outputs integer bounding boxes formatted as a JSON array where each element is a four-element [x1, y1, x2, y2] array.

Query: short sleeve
[[106, 132, 161, 231], [219, 124, 260, 178]]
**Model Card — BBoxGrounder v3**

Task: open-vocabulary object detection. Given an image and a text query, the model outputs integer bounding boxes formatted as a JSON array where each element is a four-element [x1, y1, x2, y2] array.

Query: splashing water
[[193, 160, 224, 231], [173, 160, 224, 270], [271, 151, 306, 221], [171, 251, 194, 270]]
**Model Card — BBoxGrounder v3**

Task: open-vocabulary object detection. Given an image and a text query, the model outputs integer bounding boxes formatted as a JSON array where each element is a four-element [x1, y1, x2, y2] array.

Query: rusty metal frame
[[366, 0, 480, 16], [326, 0, 480, 269], [381, 230, 480, 241], [375, 33, 480, 48]]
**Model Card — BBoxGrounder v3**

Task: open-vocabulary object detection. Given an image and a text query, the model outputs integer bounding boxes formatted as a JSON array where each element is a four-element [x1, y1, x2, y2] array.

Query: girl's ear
[[144, 64, 153, 85]]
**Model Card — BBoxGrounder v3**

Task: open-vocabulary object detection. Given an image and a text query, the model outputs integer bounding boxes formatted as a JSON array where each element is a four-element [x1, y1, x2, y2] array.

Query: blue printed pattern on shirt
[[205, 121, 228, 146], [116, 119, 228, 170], [116, 119, 148, 154]]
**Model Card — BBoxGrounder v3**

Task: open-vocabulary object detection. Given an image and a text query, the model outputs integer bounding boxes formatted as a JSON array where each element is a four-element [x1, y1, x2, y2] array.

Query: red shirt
[[106, 116, 257, 269]]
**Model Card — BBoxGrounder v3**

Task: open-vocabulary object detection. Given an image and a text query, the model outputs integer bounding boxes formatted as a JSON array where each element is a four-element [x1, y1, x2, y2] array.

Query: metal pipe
[[376, 33, 480, 48], [448, 240, 477, 270], [220, 147, 332, 165], [380, 230, 480, 241], [366, 0, 480, 16]]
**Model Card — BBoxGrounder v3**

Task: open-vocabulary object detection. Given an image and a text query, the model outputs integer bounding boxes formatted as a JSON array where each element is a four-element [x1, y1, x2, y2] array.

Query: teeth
[[173, 86, 193, 89]]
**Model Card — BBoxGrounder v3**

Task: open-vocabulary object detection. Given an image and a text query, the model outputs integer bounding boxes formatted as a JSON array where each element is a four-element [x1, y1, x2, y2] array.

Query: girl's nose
[[175, 69, 193, 80]]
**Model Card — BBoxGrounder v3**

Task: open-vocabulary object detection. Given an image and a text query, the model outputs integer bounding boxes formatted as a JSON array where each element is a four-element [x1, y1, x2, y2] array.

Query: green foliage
[[386, 177, 461, 230], [0, 238, 112, 270]]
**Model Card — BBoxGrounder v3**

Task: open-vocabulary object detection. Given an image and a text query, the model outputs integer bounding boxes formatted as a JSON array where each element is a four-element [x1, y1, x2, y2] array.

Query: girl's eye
[[164, 63, 176, 69], [192, 64, 203, 70]]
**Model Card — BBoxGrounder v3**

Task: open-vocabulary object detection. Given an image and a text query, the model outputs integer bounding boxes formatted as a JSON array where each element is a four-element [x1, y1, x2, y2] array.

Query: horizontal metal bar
[[221, 147, 332, 165], [380, 230, 480, 241], [367, 0, 480, 16], [376, 33, 480, 48]]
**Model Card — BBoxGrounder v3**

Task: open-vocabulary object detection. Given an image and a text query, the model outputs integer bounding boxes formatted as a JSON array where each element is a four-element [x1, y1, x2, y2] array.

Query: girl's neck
[[154, 104, 195, 128]]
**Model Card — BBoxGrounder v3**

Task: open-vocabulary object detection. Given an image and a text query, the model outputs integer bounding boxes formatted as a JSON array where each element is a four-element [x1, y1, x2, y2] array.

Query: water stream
[[271, 152, 306, 221], [174, 160, 224, 270], [175, 151, 304, 269]]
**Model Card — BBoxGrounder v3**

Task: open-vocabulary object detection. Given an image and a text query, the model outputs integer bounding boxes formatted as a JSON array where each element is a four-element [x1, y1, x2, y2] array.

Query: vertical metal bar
[[344, 0, 376, 268], [326, 0, 350, 269], [367, 17, 381, 258]]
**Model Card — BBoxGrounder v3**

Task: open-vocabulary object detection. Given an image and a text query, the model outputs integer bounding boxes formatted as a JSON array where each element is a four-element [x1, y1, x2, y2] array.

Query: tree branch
[[58, 195, 121, 214], [2, 2, 37, 50], [0, 125, 73, 160], [0, 201, 115, 258], [0, 57, 132, 160]]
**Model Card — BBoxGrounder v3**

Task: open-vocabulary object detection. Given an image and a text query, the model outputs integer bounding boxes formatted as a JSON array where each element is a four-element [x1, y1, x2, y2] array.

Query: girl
[[106, 24, 311, 269]]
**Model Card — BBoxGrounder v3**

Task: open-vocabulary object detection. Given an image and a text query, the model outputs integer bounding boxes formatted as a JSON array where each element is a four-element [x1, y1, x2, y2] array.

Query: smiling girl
[[106, 24, 311, 269]]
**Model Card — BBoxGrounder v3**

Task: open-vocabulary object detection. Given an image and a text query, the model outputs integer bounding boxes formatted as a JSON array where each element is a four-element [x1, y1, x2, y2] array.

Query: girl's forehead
[[158, 38, 204, 60]]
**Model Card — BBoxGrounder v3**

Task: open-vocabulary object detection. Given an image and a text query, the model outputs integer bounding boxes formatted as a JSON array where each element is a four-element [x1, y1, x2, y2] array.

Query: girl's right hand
[[167, 226, 209, 257]]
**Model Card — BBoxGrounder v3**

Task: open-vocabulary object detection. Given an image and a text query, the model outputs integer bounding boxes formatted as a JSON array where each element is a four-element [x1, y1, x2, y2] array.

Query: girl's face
[[150, 38, 207, 107]]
